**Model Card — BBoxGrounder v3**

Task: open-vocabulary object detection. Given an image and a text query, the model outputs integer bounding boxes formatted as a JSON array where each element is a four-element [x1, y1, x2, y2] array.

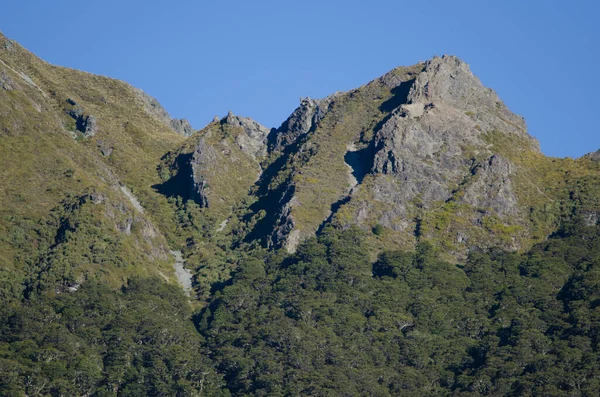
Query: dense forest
[[2, 218, 599, 396]]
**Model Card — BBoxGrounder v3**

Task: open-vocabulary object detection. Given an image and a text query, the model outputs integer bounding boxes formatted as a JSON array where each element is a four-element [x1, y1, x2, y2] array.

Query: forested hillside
[[198, 219, 600, 396], [2, 219, 600, 395]]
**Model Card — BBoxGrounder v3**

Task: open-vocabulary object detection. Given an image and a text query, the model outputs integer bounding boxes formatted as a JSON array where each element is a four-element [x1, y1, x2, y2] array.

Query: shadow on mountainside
[[152, 152, 197, 203], [344, 145, 375, 185], [242, 131, 312, 247], [379, 78, 415, 113]]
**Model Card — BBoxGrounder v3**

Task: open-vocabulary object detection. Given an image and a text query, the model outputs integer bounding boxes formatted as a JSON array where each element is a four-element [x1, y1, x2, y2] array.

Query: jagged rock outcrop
[[191, 137, 216, 208], [170, 118, 195, 137], [0, 70, 17, 91], [223, 111, 270, 158], [584, 150, 600, 162], [271, 96, 334, 152], [64, 98, 99, 137], [243, 55, 547, 257], [461, 154, 518, 216]]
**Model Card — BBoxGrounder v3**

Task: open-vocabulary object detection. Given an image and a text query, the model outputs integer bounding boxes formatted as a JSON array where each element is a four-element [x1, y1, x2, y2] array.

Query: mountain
[[2, 32, 600, 396], [162, 55, 600, 266]]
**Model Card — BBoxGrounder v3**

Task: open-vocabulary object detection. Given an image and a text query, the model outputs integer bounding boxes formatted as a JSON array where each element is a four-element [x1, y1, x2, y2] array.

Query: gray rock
[[272, 97, 333, 152], [134, 88, 195, 136], [170, 250, 193, 296], [191, 138, 217, 208], [116, 217, 133, 235], [407, 55, 539, 149], [97, 140, 113, 157], [170, 118, 196, 137], [0, 70, 17, 91], [134, 88, 173, 125], [222, 111, 270, 158], [583, 150, 600, 162], [379, 64, 425, 89], [461, 154, 518, 216], [83, 115, 98, 137], [583, 211, 599, 226], [90, 192, 106, 204], [64, 99, 98, 137], [3, 39, 15, 52], [372, 106, 473, 210]]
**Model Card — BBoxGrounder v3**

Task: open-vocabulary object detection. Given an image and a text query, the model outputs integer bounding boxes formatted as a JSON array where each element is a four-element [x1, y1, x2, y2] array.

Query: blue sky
[[1, 0, 598, 158]]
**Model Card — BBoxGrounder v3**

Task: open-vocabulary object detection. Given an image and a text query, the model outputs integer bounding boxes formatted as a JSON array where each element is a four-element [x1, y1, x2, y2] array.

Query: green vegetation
[[199, 220, 600, 396], [0, 32, 183, 288], [4, 215, 600, 395], [0, 279, 228, 396]]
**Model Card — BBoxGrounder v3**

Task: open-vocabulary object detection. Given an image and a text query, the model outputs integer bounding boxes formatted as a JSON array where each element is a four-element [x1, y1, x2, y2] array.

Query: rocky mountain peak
[[408, 55, 529, 137], [221, 111, 270, 158], [408, 55, 488, 106], [271, 96, 336, 152], [231, 55, 547, 257]]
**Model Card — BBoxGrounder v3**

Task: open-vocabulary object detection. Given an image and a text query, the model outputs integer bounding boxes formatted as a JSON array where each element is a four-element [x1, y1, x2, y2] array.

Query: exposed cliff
[[173, 55, 598, 262]]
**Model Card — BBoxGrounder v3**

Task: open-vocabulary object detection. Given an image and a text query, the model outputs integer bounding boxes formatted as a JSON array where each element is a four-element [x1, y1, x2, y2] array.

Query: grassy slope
[[0, 33, 187, 288]]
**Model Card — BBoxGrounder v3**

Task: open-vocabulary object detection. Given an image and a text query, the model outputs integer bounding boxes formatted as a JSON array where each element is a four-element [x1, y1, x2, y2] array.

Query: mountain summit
[[159, 54, 597, 265]]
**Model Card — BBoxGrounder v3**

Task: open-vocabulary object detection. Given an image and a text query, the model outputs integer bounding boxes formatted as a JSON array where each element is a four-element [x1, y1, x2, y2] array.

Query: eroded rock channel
[[170, 250, 193, 296]]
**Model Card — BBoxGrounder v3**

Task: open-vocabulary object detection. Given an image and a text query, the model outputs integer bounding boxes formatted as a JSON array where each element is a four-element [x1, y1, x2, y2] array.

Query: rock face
[[462, 154, 518, 216], [271, 97, 334, 152], [584, 150, 600, 162], [223, 111, 270, 158], [64, 98, 99, 137], [170, 118, 195, 137], [0, 70, 17, 91], [191, 138, 216, 208], [230, 55, 546, 257], [370, 56, 529, 224]]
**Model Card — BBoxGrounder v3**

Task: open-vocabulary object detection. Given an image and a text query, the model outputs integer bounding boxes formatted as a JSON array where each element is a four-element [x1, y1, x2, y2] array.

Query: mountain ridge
[[166, 53, 597, 268], [1, 29, 599, 293]]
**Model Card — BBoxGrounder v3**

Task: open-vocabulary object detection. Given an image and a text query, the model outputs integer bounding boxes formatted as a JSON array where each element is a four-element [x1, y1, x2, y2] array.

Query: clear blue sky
[[1, 0, 598, 158]]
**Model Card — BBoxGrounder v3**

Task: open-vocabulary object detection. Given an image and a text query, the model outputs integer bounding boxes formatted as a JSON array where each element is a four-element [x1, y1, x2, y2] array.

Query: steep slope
[[0, 32, 194, 293], [168, 55, 599, 264]]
